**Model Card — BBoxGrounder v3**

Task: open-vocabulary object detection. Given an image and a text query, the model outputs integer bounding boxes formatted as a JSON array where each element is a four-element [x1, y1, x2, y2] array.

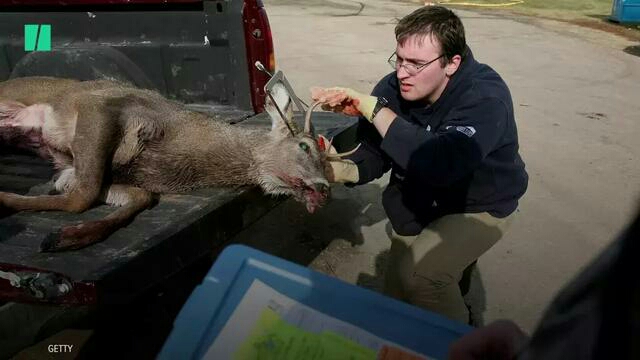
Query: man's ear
[[445, 54, 463, 77]]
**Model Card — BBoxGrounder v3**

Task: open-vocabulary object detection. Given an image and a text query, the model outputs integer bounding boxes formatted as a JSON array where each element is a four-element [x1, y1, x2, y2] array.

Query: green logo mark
[[24, 24, 51, 52]]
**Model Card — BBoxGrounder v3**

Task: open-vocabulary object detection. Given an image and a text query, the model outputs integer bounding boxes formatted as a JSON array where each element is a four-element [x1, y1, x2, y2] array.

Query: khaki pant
[[384, 211, 516, 323]]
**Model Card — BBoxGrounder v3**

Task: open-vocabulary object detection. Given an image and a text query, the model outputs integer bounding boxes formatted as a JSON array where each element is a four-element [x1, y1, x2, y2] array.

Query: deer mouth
[[301, 182, 329, 213], [279, 176, 329, 213]]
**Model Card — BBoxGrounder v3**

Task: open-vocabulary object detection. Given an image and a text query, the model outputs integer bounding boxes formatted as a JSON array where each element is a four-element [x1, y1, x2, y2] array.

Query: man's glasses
[[388, 52, 444, 76]]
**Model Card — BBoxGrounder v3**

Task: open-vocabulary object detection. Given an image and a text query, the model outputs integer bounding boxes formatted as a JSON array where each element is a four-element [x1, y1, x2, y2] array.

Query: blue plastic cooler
[[158, 244, 473, 360], [611, 0, 640, 23]]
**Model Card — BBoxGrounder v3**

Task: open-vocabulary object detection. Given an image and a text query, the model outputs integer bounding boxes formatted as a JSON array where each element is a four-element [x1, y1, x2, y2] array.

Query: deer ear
[[317, 134, 328, 152], [266, 83, 294, 138]]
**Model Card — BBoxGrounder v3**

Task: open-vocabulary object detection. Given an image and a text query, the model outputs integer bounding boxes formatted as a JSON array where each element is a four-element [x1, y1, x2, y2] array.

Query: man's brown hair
[[395, 6, 467, 65]]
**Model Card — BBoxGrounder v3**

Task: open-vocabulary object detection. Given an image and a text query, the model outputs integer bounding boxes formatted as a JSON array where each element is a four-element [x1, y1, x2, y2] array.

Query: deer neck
[[196, 126, 262, 188]]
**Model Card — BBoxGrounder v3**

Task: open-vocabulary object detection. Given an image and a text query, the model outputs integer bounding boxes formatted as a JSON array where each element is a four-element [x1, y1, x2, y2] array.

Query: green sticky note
[[320, 331, 377, 360], [234, 308, 376, 360]]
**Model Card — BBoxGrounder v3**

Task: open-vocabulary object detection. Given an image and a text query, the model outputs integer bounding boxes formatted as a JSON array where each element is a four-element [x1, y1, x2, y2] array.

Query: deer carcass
[[0, 76, 348, 252]]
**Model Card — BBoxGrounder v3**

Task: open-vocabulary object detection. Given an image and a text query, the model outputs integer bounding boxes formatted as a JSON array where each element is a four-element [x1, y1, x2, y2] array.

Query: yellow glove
[[311, 87, 377, 122], [324, 143, 360, 183]]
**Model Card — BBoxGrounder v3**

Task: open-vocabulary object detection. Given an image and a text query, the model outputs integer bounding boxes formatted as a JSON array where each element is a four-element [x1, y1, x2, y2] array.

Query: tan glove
[[324, 142, 359, 184], [311, 87, 377, 122]]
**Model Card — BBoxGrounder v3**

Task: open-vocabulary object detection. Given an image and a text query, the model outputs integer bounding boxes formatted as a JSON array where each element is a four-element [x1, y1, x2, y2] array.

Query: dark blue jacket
[[347, 48, 528, 236]]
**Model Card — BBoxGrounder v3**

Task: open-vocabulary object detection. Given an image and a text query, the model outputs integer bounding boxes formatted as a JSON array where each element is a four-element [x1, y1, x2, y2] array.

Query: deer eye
[[299, 142, 310, 153]]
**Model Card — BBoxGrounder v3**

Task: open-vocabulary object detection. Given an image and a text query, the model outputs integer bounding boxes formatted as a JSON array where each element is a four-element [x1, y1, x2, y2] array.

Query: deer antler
[[326, 143, 361, 160], [304, 100, 323, 135], [317, 134, 361, 160], [308, 102, 362, 159]]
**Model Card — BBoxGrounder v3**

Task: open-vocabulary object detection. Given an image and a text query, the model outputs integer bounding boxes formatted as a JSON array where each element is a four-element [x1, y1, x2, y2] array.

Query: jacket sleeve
[[380, 97, 508, 186], [342, 78, 396, 185], [345, 116, 392, 185]]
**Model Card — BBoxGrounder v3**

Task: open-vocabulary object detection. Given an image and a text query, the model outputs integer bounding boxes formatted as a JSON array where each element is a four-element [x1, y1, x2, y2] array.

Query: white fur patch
[[0, 103, 47, 129], [21, 105, 48, 129], [54, 168, 76, 193], [42, 106, 76, 151], [257, 174, 290, 196], [271, 83, 290, 111], [266, 82, 292, 132], [306, 177, 329, 188], [104, 187, 131, 207]]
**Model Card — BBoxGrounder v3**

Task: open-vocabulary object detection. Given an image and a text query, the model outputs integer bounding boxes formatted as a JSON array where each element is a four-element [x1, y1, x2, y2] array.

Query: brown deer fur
[[0, 76, 330, 252]]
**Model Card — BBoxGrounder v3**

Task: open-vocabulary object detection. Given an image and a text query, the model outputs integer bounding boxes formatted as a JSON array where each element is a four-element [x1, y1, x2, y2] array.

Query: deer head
[[251, 78, 361, 213], [253, 82, 329, 213]]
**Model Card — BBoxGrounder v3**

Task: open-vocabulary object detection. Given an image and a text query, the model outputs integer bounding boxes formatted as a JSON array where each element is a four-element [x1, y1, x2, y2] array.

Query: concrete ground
[[233, 0, 640, 334]]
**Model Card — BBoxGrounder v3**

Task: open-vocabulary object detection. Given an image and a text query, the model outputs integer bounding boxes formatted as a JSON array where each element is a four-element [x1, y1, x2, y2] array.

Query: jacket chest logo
[[446, 125, 476, 137]]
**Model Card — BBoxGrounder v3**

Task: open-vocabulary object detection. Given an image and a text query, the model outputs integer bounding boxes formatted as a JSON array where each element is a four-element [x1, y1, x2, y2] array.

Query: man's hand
[[325, 158, 359, 184], [323, 141, 360, 184], [448, 320, 529, 360], [311, 87, 377, 122]]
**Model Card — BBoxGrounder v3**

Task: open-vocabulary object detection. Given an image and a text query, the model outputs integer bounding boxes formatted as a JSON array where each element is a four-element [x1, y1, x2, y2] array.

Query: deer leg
[[0, 190, 96, 212], [0, 174, 103, 233], [40, 185, 155, 252], [0, 102, 117, 214]]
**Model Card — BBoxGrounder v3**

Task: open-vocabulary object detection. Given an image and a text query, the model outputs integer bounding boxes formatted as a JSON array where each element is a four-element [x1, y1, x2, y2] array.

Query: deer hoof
[[40, 232, 89, 252], [40, 225, 102, 252], [40, 230, 67, 252]]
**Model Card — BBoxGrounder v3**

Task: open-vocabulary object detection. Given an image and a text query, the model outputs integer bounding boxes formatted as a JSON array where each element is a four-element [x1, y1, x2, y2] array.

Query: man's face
[[395, 34, 450, 104]]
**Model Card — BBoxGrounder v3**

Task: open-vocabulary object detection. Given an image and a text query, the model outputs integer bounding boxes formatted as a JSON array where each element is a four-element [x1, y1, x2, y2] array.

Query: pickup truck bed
[[0, 111, 357, 305]]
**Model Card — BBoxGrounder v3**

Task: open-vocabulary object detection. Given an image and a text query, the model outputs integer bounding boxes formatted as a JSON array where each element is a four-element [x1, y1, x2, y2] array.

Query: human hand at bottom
[[448, 320, 529, 360], [319, 135, 359, 184]]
